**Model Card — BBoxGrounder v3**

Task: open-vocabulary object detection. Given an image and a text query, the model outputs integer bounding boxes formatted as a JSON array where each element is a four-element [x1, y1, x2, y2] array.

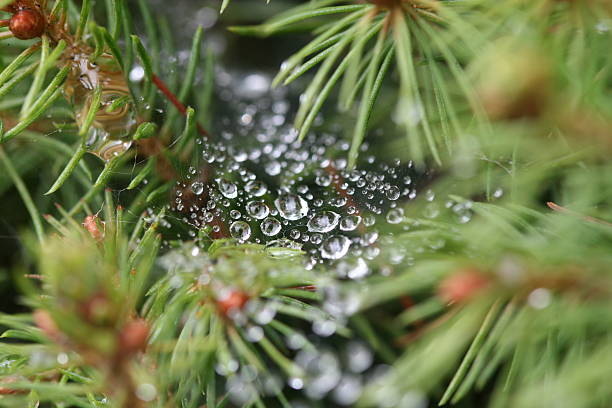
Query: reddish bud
[[438, 269, 491, 304], [83, 215, 105, 241], [216, 290, 249, 317], [33, 309, 61, 341], [9, 7, 45, 40], [118, 319, 149, 354]]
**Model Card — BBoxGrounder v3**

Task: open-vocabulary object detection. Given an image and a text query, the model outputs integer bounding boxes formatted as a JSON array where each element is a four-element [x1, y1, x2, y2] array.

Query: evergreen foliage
[[0, 0, 610, 407]]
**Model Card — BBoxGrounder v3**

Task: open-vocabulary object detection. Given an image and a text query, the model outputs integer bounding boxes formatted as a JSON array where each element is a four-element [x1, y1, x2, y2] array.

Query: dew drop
[[321, 235, 351, 260], [333, 376, 362, 406], [218, 179, 238, 199], [230, 221, 251, 241], [245, 180, 268, 197], [385, 185, 400, 200], [339, 215, 361, 231], [307, 211, 340, 233], [289, 229, 301, 240], [310, 233, 323, 245], [386, 208, 404, 224], [275, 193, 309, 221], [246, 200, 270, 220], [191, 181, 204, 195], [260, 217, 282, 236]]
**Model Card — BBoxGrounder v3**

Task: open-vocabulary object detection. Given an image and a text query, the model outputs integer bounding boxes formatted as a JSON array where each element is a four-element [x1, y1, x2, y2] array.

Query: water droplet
[[245, 180, 268, 197], [336, 258, 369, 280], [362, 231, 379, 246], [386, 208, 404, 224], [363, 215, 376, 227], [312, 320, 337, 337], [310, 233, 323, 245], [245, 325, 264, 342], [315, 170, 333, 187], [191, 181, 204, 195], [265, 160, 282, 176], [423, 203, 440, 219], [425, 189, 435, 202], [240, 73, 270, 99], [129, 65, 145, 82], [346, 342, 373, 373], [307, 211, 340, 233], [218, 179, 238, 199], [246, 200, 269, 219], [260, 217, 282, 236], [385, 185, 400, 200], [333, 376, 362, 405], [230, 221, 251, 241], [528, 288, 552, 309], [275, 193, 309, 221], [340, 215, 361, 231], [57, 352, 69, 365], [288, 377, 304, 390], [321, 235, 351, 260]]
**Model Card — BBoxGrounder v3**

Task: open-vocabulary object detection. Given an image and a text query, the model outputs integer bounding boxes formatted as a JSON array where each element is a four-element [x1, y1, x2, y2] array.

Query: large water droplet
[[385, 185, 400, 200], [230, 221, 251, 241], [245, 180, 268, 197], [339, 215, 361, 231], [260, 217, 282, 236], [386, 208, 404, 224], [321, 235, 351, 260], [246, 200, 269, 220], [218, 179, 238, 199], [275, 193, 309, 221], [307, 211, 340, 233], [336, 258, 369, 280], [191, 181, 204, 195]]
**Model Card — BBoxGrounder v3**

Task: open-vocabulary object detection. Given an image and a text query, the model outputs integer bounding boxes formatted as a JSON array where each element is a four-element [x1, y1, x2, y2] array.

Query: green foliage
[[233, 0, 487, 166], [0, 0, 610, 407]]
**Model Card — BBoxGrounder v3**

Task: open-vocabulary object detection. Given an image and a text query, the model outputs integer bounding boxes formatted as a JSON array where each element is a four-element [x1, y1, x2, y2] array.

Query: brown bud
[[474, 43, 552, 120], [216, 290, 249, 317], [9, 7, 45, 40], [33, 309, 61, 341], [438, 269, 490, 304], [83, 215, 105, 241], [118, 318, 149, 355]]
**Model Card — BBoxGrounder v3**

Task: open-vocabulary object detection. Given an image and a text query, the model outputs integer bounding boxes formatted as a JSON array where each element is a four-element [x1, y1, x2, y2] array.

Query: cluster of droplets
[[168, 72, 408, 258], [162, 69, 481, 267], [169, 130, 423, 265]]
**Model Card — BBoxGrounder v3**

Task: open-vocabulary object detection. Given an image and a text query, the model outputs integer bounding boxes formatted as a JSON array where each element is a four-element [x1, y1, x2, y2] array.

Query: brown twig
[[150, 75, 229, 238], [151, 74, 209, 137]]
